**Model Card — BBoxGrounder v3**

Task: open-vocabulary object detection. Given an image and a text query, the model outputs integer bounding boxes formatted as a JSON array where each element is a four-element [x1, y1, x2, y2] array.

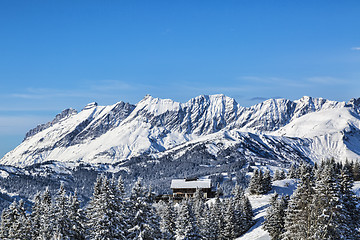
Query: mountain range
[[2, 94, 360, 167]]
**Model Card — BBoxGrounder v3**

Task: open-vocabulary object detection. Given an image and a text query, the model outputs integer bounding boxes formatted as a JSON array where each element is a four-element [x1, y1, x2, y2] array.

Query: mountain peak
[[82, 102, 98, 110]]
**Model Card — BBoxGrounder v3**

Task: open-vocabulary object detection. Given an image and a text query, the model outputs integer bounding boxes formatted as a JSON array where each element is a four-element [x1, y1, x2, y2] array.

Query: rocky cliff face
[[1, 94, 359, 166]]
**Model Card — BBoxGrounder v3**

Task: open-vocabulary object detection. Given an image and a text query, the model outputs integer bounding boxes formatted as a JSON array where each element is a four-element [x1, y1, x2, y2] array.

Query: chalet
[[170, 178, 215, 199]]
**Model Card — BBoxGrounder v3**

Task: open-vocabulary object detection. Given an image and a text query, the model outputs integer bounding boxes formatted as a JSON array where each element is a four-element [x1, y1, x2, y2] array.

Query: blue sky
[[1, 0, 360, 157]]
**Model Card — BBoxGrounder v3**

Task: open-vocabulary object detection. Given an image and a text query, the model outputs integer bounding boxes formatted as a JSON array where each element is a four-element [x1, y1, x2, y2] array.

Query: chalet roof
[[170, 179, 211, 189]]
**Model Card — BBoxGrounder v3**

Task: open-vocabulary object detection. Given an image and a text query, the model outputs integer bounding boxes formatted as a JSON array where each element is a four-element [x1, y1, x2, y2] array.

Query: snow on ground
[[236, 179, 297, 240]]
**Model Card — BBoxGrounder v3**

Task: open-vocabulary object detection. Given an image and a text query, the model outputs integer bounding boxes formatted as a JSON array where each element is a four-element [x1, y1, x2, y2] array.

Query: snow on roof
[[170, 179, 211, 189]]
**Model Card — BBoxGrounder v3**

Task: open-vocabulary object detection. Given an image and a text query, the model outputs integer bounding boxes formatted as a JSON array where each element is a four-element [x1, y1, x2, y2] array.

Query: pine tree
[[249, 169, 261, 194], [287, 164, 297, 179], [86, 175, 127, 239], [208, 196, 223, 239], [174, 200, 202, 240], [38, 187, 55, 239], [310, 163, 349, 239], [339, 165, 360, 239], [192, 188, 205, 235], [67, 190, 86, 240], [263, 193, 288, 240], [241, 193, 254, 231], [30, 192, 42, 239], [273, 170, 282, 181], [201, 205, 217, 240], [352, 161, 360, 181], [282, 169, 315, 240], [232, 184, 246, 235], [158, 200, 176, 240], [222, 199, 236, 239], [127, 179, 161, 240], [0, 200, 31, 239], [53, 184, 73, 238], [273, 169, 286, 180], [262, 170, 272, 194], [249, 169, 271, 194]]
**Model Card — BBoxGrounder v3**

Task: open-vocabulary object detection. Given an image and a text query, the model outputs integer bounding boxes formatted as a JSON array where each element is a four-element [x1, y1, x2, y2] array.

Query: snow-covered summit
[[1, 94, 360, 167]]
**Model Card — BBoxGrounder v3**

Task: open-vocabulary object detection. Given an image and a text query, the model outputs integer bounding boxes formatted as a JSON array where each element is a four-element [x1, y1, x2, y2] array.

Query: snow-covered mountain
[[1, 94, 360, 167]]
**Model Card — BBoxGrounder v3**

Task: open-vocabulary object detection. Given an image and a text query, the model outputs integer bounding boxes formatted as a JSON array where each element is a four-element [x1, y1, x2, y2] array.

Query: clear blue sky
[[1, 0, 360, 157]]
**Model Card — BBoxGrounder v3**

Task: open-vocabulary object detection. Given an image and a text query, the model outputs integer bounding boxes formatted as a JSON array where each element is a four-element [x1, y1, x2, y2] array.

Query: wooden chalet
[[170, 177, 215, 199]]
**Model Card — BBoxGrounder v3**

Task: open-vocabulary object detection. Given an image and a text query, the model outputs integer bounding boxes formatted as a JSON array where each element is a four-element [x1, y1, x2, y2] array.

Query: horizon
[[1, 1, 360, 157]]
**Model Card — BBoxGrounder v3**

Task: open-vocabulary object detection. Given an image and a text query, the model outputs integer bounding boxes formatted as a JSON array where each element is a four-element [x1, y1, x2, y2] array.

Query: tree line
[[0, 174, 254, 240]]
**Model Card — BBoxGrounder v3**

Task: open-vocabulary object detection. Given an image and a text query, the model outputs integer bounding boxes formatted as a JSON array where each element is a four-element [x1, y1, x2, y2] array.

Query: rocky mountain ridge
[[1, 94, 360, 167]]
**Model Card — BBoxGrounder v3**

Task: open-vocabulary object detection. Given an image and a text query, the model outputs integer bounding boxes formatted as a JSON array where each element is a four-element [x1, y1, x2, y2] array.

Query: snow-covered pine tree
[[339, 165, 360, 239], [352, 161, 360, 181], [231, 184, 246, 235], [30, 192, 42, 239], [0, 200, 30, 239], [86, 175, 127, 239], [174, 200, 202, 240], [222, 199, 236, 239], [208, 195, 223, 239], [201, 205, 217, 240], [249, 169, 271, 194], [282, 167, 315, 240], [127, 178, 161, 240], [0, 200, 15, 239], [249, 169, 261, 194], [53, 183, 73, 239], [241, 193, 254, 231], [263, 193, 288, 240], [287, 164, 297, 179], [310, 162, 350, 240], [67, 190, 86, 240], [39, 187, 55, 239], [158, 200, 176, 240], [262, 170, 272, 194], [279, 169, 286, 180], [192, 188, 205, 235], [273, 170, 282, 181]]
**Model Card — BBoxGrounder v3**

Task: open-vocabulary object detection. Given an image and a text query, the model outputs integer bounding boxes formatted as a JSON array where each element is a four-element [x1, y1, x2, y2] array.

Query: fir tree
[[0, 200, 30, 239], [53, 184, 73, 238], [201, 205, 217, 240], [282, 169, 315, 240], [86, 175, 127, 240], [241, 193, 254, 231], [175, 201, 202, 240], [273, 170, 282, 181], [222, 199, 236, 239], [158, 200, 176, 240], [287, 164, 297, 179], [262, 170, 272, 194], [192, 188, 205, 234], [67, 190, 86, 239], [263, 193, 288, 240], [249, 169, 271, 194], [249, 169, 261, 194], [39, 187, 55, 239], [232, 184, 247, 235], [339, 165, 360, 239], [310, 162, 350, 239], [128, 179, 161, 240]]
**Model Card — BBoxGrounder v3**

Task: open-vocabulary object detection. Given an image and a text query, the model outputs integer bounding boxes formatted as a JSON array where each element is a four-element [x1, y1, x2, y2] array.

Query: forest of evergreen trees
[[0, 175, 254, 240], [263, 160, 360, 240], [1, 159, 359, 239]]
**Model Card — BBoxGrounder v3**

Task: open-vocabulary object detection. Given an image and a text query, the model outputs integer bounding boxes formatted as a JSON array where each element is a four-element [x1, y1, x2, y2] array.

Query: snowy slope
[[236, 179, 297, 240], [1, 95, 360, 166]]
